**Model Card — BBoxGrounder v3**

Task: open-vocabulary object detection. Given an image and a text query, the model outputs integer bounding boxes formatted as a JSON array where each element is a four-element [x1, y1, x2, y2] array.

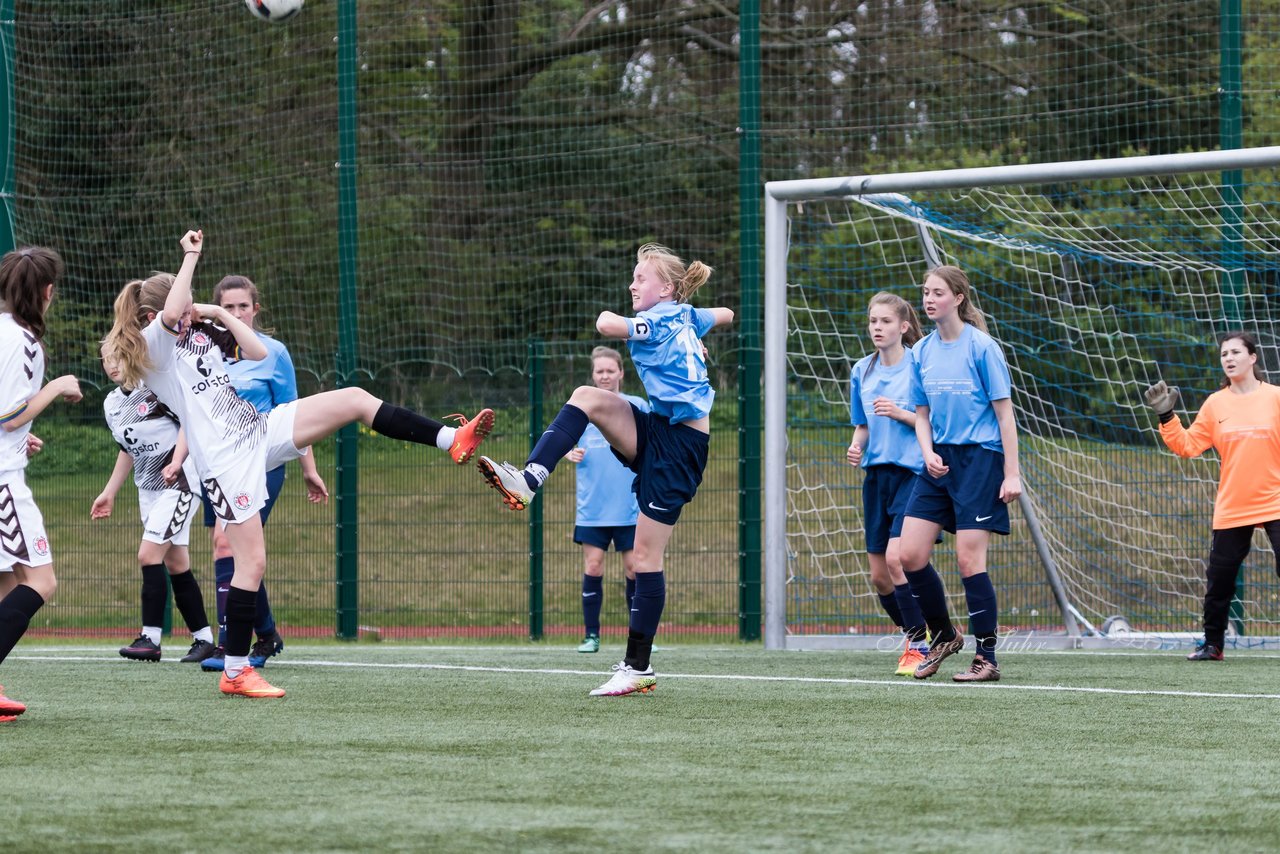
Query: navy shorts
[[904, 444, 1011, 535], [573, 525, 637, 552], [203, 464, 285, 527], [614, 404, 710, 526], [862, 464, 919, 554]]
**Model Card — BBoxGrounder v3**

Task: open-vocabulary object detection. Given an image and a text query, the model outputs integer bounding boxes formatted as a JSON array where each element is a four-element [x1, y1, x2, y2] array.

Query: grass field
[[6, 640, 1280, 852]]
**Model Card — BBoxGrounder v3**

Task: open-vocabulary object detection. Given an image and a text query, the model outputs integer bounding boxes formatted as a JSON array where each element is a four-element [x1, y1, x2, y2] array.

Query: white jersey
[[141, 317, 265, 479], [103, 385, 198, 493], [0, 313, 43, 473]]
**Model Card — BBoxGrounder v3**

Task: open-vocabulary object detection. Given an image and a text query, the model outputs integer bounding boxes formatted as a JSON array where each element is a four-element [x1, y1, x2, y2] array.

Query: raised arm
[[162, 230, 204, 331]]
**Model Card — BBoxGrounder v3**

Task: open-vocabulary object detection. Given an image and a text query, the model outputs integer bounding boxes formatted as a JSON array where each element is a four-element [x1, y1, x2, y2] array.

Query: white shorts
[[0, 470, 52, 570], [202, 402, 305, 525], [139, 486, 199, 546]]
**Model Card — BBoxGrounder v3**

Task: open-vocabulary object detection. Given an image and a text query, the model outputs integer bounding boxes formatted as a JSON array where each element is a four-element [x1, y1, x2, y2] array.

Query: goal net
[[764, 149, 1280, 649]]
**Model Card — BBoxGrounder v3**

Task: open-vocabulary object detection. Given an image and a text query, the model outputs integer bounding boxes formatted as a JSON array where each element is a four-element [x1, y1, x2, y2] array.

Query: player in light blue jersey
[[478, 243, 733, 696], [565, 347, 651, 653], [900, 266, 1022, 683], [196, 275, 329, 672], [847, 292, 930, 676]]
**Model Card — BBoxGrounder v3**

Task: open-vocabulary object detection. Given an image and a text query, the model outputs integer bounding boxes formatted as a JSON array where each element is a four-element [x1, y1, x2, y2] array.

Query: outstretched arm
[[707, 307, 734, 328], [2, 375, 82, 432]]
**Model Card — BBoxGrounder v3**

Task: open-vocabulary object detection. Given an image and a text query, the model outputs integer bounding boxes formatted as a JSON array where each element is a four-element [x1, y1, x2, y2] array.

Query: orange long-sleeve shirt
[[1159, 382, 1280, 529]]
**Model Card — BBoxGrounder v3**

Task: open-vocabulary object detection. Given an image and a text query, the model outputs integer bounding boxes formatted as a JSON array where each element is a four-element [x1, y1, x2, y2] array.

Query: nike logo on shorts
[[975, 514, 993, 522], [648, 502, 669, 512], [582, 592, 599, 598]]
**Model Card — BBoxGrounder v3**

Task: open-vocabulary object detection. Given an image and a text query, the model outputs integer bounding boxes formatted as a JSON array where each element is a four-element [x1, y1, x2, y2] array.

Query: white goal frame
[[763, 146, 1280, 651]]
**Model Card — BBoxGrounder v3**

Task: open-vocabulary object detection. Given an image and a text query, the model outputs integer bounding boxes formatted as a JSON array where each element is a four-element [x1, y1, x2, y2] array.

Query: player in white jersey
[[0, 246, 83, 721], [478, 243, 733, 696], [105, 229, 494, 699], [91, 346, 216, 664]]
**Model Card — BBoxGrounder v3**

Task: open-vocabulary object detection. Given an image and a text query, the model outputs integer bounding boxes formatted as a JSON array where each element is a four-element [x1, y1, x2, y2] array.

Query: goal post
[[763, 146, 1280, 651]]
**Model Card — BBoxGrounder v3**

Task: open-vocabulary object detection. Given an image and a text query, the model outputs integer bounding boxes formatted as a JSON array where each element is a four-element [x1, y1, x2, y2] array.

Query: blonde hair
[[926, 265, 988, 333], [590, 345, 624, 374], [104, 272, 176, 389], [636, 243, 712, 304]]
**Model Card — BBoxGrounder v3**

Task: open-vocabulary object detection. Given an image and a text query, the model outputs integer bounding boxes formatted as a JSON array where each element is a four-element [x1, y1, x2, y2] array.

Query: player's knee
[[25, 567, 56, 600], [898, 545, 929, 572]]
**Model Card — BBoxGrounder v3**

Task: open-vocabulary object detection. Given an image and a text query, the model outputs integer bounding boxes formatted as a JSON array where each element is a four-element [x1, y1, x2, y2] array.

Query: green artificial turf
[[5, 643, 1280, 852]]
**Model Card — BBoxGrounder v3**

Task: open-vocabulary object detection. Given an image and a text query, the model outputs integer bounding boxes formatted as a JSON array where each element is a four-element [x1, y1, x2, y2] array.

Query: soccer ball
[[244, 0, 304, 23]]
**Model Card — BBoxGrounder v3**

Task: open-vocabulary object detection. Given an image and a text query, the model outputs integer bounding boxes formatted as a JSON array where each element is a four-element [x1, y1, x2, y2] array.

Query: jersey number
[[676, 326, 702, 381]]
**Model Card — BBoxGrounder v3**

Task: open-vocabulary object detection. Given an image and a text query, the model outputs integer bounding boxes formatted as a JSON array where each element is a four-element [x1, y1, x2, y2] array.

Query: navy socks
[[961, 572, 999, 663], [624, 572, 665, 671], [523, 404, 590, 490], [904, 563, 955, 641], [893, 582, 928, 643], [581, 574, 603, 636]]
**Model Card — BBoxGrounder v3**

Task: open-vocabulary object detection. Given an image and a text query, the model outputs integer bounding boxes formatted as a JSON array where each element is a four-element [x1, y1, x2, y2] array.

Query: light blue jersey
[[910, 324, 1012, 451], [575, 392, 650, 527], [227, 332, 297, 415], [626, 301, 718, 424], [850, 348, 924, 473]]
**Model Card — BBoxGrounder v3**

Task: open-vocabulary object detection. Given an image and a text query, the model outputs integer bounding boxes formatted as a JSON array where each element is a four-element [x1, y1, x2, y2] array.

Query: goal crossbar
[[763, 146, 1280, 650]]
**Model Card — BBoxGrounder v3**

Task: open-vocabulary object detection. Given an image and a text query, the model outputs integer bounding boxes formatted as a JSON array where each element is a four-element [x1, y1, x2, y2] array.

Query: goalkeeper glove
[[1144, 380, 1179, 422]]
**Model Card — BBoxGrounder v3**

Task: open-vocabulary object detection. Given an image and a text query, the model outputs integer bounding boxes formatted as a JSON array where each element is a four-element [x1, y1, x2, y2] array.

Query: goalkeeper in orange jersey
[[1145, 331, 1280, 662]]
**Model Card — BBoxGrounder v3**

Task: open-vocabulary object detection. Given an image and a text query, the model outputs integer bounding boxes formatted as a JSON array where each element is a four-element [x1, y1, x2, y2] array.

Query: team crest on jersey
[[136, 401, 150, 416], [33, 536, 49, 557], [192, 330, 210, 347], [234, 492, 253, 510]]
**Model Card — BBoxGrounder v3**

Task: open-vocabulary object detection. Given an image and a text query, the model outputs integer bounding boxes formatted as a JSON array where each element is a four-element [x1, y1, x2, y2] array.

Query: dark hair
[[213, 274, 273, 334], [0, 246, 64, 340], [1218, 330, 1265, 387]]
